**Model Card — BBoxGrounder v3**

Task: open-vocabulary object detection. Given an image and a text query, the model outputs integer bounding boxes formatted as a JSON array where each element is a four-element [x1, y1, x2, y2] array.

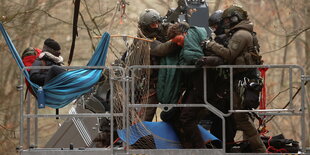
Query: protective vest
[[228, 27, 263, 65]]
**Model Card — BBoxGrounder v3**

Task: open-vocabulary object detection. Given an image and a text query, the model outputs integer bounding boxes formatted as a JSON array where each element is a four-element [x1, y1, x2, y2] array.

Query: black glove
[[195, 57, 207, 68], [195, 56, 225, 68], [200, 39, 212, 51], [160, 107, 180, 123]]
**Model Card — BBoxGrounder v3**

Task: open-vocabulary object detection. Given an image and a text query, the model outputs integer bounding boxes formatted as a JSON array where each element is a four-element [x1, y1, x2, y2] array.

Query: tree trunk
[[212, 0, 222, 13], [305, 0, 310, 147]]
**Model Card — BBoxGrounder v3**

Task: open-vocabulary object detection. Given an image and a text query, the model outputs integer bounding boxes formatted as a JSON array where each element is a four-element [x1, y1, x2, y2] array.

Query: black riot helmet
[[209, 10, 223, 27], [138, 9, 162, 27], [222, 5, 248, 29], [208, 10, 224, 35], [138, 9, 162, 36]]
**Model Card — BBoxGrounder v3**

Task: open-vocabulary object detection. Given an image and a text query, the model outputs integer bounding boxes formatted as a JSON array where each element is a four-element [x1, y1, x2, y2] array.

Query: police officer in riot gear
[[121, 9, 183, 149], [198, 10, 237, 151], [130, 9, 182, 122], [206, 5, 263, 74], [138, 9, 168, 42], [208, 10, 224, 35], [208, 10, 228, 46], [204, 5, 266, 153], [195, 10, 227, 67]]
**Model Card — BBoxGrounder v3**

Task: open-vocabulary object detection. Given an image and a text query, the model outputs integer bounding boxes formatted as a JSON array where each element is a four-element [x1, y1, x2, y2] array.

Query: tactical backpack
[[262, 134, 300, 153], [239, 134, 299, 153], [21, 47, 42, 94], [245, 31, 263, 65]]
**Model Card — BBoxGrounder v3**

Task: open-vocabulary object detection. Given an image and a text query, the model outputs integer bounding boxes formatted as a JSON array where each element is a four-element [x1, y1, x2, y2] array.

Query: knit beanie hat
[[43, 38, 61, 57]]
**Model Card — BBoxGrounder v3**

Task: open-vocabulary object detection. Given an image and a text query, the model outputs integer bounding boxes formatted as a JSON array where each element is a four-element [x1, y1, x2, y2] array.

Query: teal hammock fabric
[[0, 23, 110, 109]]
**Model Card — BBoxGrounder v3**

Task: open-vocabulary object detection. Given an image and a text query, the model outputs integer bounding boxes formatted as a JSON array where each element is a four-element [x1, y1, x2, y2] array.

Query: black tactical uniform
[[205, 10, 237, 151], [135, 9, 181, 121], [205, 6, 266, 153]]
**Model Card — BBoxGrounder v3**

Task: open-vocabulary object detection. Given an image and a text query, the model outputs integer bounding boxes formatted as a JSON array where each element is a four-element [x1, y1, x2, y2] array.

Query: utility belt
[[234, 69, 263, 110]]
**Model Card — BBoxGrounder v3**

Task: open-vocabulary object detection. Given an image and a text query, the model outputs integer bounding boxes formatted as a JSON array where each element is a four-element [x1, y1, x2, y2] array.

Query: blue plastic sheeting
[[117, 121, 219, 149], [0, 23, 110, 109]]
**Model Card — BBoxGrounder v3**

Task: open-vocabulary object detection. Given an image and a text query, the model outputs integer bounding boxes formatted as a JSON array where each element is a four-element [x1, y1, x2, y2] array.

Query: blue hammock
[[0, 23, 110, 109]]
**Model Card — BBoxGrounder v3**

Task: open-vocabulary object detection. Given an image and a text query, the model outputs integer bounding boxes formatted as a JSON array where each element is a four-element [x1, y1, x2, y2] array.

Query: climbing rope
[[94, 35, 154, 42], [118, 0, 129, 24]]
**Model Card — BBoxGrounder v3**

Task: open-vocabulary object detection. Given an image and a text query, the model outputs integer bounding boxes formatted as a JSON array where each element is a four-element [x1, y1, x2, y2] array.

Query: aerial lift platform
[[17, 65, 310, 155]]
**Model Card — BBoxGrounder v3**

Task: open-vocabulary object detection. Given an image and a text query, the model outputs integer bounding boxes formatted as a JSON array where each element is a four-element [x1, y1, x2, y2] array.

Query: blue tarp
[[117, 121, 219, 149]]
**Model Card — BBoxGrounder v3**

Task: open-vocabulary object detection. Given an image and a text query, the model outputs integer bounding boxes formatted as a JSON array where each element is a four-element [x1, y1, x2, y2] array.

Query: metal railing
[[18, 66, 125, 155], [17, 64, 308, 154], [126, 64, 307, 154]]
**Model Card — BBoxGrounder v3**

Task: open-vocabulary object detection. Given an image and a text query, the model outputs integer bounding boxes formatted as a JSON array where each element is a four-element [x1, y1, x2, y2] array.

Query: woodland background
[[0, 0, 309, 154]]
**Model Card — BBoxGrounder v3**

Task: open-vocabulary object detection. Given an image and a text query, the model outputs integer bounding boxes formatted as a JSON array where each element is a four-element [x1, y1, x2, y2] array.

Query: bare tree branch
[[265, 81, 308, 124], [108, 1, 120, 32], [82, 0, 102, 35], [267, 86, 299, 107], [93, 7, 115, 21], [79, 12, 96, 51], [271, 0, 287, 33], [261, 27, 310, 55]]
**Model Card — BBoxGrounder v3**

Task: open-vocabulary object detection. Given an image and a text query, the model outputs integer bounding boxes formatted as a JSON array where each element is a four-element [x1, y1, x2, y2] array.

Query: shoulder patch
[[230, 40, 240, 50]]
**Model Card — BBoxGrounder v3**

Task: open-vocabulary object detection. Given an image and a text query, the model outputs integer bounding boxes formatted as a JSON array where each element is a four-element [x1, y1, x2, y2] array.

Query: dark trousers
[[233, 91, 266, 153], [169, 70, 207, 149], [172, 69, 236, 149], [44, 65, 66, 84], [141, 88, 158, 122], [208, 74, 237, 151], [209, 114, 236, 151], [171, 91, 206, 149]]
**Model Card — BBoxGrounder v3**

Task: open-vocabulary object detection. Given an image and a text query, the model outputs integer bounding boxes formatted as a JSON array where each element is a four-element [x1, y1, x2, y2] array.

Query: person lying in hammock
[[30, 38, 66, 86]]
